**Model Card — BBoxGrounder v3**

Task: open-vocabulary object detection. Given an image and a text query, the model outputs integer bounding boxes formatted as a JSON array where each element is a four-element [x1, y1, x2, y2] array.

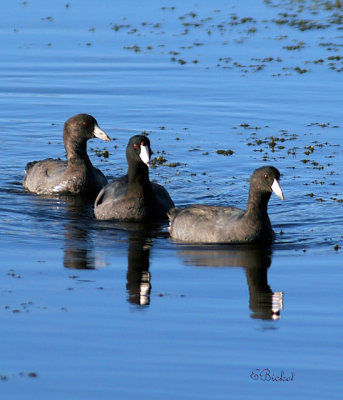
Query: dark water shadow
[[16, 187, 283, 316], [10, 188, 95, 224], [23, 187, 169, 306], [62, 196, 97, 270], [62, 205, 168, 307], [126, 233, 152, 307], [105, 220, 167, 307], [174, 244, 283, 320], [94, 218, 170, 239]]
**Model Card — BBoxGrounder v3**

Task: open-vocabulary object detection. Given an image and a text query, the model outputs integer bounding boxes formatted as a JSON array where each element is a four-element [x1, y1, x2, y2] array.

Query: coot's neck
[[64, 136, 91, 166], [245, 190, 271, 219], [126, 162, 153, 197]]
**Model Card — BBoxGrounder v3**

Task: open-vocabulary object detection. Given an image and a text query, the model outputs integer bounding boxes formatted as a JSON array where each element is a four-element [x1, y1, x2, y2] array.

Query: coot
[[94, 135, 174, 221], [168, 166, 284, 244], [23, 114, 110, 197]]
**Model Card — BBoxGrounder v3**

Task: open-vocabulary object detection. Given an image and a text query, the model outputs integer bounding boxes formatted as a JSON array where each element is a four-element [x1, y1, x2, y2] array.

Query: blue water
[[0, 0, 342, 399]]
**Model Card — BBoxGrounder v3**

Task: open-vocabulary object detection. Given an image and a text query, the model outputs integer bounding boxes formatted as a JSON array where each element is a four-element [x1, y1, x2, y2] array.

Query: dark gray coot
[[94, 135, 174, 221], [23, 114, 110, 197], [168, 166, 284, 244]]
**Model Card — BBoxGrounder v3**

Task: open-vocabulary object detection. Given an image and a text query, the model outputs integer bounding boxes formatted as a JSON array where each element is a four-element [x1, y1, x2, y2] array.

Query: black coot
[[168, 166, 284, 244], [23, 114, 110, 197], [94, 135, 174, 221]]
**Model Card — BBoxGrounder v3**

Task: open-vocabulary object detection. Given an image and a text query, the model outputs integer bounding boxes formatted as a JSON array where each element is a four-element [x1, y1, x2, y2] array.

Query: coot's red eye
[[133, 143, 138, 149], [83, 121, 88, 127], [264, 174, 269, 180]]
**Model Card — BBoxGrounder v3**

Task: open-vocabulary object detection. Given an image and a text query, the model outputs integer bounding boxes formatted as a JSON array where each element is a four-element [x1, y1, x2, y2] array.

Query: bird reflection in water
[[62, 195, 98, 270], [176, 245, 283, 320], [126, 234, 152, 306], [62, 197, 163, 306], [64, 225, 96, 269], [108, 220, 166, 307], [60, 196, 279, 316]]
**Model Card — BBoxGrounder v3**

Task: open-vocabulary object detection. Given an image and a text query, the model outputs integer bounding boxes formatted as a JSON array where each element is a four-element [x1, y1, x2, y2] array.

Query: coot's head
[[250, 166, 284, 200], [126, 135, 151, 168], [63, 114, 110, 144]]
